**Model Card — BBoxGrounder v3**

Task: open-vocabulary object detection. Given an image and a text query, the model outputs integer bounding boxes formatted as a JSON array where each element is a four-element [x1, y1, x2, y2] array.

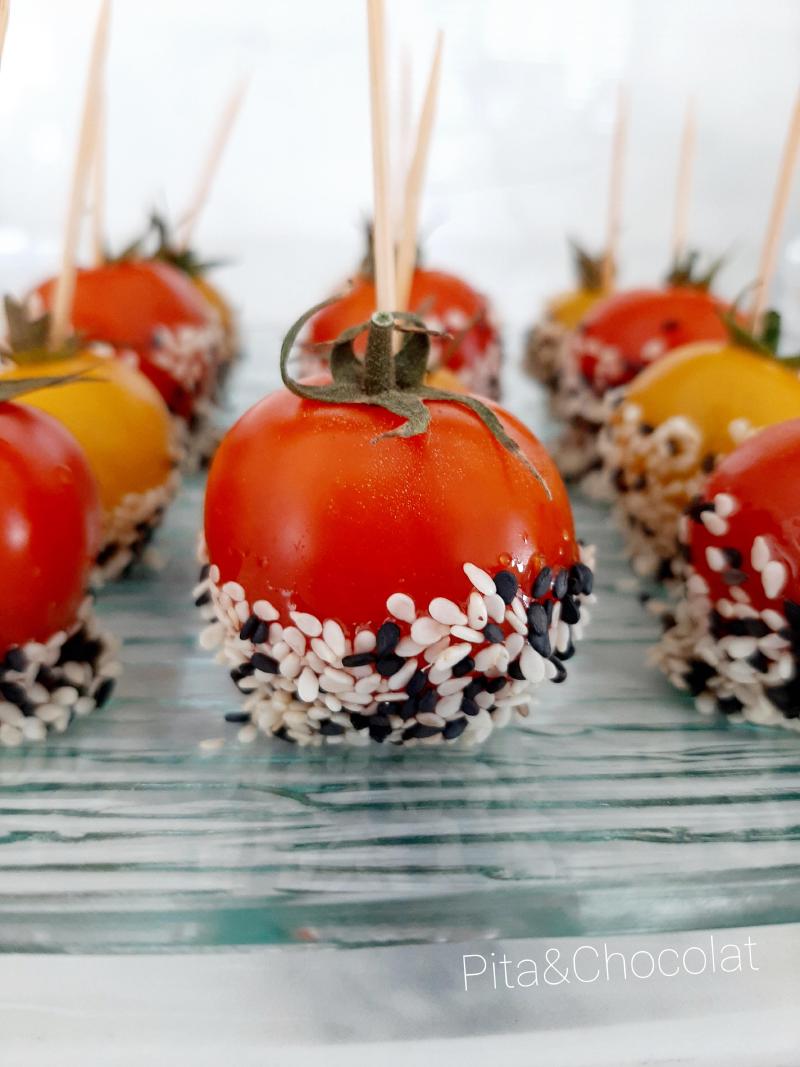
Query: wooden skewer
[[672, 95, 696, 263], [395, 31, 443, 313], [90, 89, 106, 267], [0, 1, 10, 65], [395, 46, 412, 228], [50, 0, 110, 349], [175, 77, 248, 253], [602, 84, 628, 292], [366, 0, 396, 312], [751, 88, 800, 328]]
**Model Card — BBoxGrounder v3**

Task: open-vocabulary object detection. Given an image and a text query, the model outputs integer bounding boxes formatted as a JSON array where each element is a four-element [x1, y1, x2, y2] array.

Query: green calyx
[[113, 212, 225, 276], [722, 304, 800, 369], [280, 298, 550, 496], [0, 370, 96, 405], [665, 249, 725, 291], [569, 239, 611, 292], [2, 296, 80, 365]]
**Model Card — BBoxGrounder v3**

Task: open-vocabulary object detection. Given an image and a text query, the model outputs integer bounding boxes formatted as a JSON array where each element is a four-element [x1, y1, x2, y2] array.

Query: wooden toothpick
[[175, 77, 248, 253], [672, 95, 696, 263], [751, 89, 800, 328], [0, 1, 10, 65], [90, 89, 106, 267], [50, 0, 110, 348], [366, 0, 396, 312], [396, 31, 443, 313], [602, 84, 628, 292]]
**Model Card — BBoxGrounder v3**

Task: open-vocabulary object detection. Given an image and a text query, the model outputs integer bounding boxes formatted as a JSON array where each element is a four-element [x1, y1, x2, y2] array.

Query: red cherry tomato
[[308, 269, 501, 396], [574, 286, 730, 394], [33, 260, 218, 419], [205, 382, 577, 630], [688, 418, 800, 613], [0, 402, 101, 654]]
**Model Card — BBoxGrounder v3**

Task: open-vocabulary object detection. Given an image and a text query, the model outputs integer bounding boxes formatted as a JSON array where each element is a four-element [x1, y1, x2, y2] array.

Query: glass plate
[[2, 337, 799, 953]]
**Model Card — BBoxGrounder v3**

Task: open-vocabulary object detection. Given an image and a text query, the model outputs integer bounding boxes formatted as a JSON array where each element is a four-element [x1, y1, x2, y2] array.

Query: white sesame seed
[[355, 673, 382, 694], [199, 736, 225, 752], [321, 667, 352, 691], [208, 564, 220, 583], [504, 633, 525, 660], [474, 645, 501, 672], [324, 695, 343, 713], [322, 620, 346, 659], [778, 653, 795, 680], [272, 641, 290, 659], [436, 692, 464, 718], [222, 581, 245, 602], [762, 609, 785, 631], [725, 636, 758, 660], [387, 592, 416, 623], [268, 622, 283, 644], [284, 627, 307, 656], [510, 598, 527, 624], [505, 609, 527, 635], [296, 667, 319, 703], [289, 612, 322, 637], [354, 630, 376, 653], [520, 644, 546, 682], [467, 591, 488, 630], [705, 547, 727, 573], [0, 703, 24, 727], [199, 623, 224, 650], [21, 717, 46, 742], [450, 625, 484, 643], [495, 648, 510, 673], [475, 690, 495, 709], [751, 536, 771, 573], [423, 636, 451, 664], [310, 637, 337, 665], [396, 636, 425, 657], [235, 601, 251, 623], [279, 653, 302, 680], [484, 593, 506, 624], [464, 562, 496, 596], [411, 616, 449, 646], [388, 657, 419, 691], [429, 597, 468, 627], [435, 642, 472, 671], [700, 511, 729, 537], [238, 724, 258, 743], [714, 493, 738, 519], [417, 711, 446, 728], [437, 677, 472, 696], [427, 663, 453, 685], [762, 560, 788, 600], [253, 599, 280, 622], [730, 586, 751, 604], [53, 686, 79, 707]]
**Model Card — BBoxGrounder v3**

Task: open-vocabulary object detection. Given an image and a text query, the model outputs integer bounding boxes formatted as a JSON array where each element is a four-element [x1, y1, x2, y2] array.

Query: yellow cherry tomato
[[425, 366, 466, 393], [623, 342, 800, 459], [2, 352, 174, 513], [547, 287, 611, 331], [192, 276, 236, 361]]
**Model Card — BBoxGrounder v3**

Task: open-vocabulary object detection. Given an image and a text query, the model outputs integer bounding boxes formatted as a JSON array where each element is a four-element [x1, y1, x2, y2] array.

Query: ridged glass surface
[[1, 341, 799, 953]]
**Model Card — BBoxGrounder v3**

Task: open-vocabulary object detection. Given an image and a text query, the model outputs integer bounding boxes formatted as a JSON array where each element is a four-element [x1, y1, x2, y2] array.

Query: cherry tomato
[[308, 269, 501, 397], [33, 260, 219, 420], [205, 380, 577, 631], [688, 418, 800, 614], [0, 402, 100, 654], [575, 286, 730, 394], [547, 285, 611, 331], [2, 352, 173, 514]]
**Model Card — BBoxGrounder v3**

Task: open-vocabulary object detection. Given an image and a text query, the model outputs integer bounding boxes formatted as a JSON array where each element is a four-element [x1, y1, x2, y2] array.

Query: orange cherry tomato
[[33, 260, 219, 420], [308, 268, 500, 397], [2, 352, 173, 515], [0, 402, 100, 654], [205, 380, 577, 631], [575, 286, 730, 394]]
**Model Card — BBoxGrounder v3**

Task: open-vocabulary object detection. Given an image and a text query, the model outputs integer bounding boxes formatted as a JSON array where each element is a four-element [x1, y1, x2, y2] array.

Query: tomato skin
[[547, 286, 610, 331], [689, 419, 800, 613], [33, 260, 217, 419], [308, 268, 499, 391], [575, 287, 730, 393], [2, 352, 173, 513], [0, 403, 100, 654], [205, 381, 577, 630]]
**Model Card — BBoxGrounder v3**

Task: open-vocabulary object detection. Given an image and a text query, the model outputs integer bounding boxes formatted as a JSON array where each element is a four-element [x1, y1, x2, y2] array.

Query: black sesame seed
[[375, 701, 396, 717], [319, 720, 346, 736], [483, 623, 504, 644], [273, 726, 292, 742], [406, 669, 427, 696], [528, 630, 552, 658], [443, 717, 468, 740], [464, 678, 485, 700], [484, 677, 506, 695], [723, 547, 743, 569], [613, 468, 628, 494], [685, 659, 716, 696], [451, 655, 475, 678], [560, 595, 581, 625], [639, 422, 655, 434], [656, 558, 674, 583], [375, 621, 401, 657], [251, 652, 279, 674], [376, 654, 405, 677], [397, 699, 417, 721], [199, 563, 210, 580], [239, 615, 259, 641], [716, 695, 744, 715], [783, 601, 800, 631], [350, 713, 371, 730], [194, 589, 211, 607], [407, 724, 440, 740], [532, 567, 552, 598], [554, 640, 576, 662], [417, 690, 438, 714], [369, 712, 391, 729], [94, 678, 116, 708], [0, 681, 27, 705], [766, 680, 800, 717], [722, 569, 748, 586], [632, 473, 647, 491], [527, 603, 548, 635], [549, 657, 567, 684], [494, 570, 518, 604], [508, 660, 525, 681], [224, 711, 251, 724], [230, 664, 254, 684], [342, 652, 375, 668], [35, 666, 58, 690], [3, 647, 26, 672], [748, 651, 771, 674], [686, 496, 715, 521], [253, 621, 270, 644], [544, 600, 554, 623], [460, 697, 479, 717], [701, 453, 716, 474], [553, 569, 569, 600]]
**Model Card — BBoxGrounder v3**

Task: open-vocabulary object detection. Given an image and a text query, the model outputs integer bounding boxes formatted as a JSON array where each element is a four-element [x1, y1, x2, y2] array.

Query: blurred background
[[0, 0, 798, 350]]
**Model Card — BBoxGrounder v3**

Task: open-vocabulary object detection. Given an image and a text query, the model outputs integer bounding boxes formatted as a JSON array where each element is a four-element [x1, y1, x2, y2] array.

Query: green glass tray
[[1, 341, 799, 953]]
